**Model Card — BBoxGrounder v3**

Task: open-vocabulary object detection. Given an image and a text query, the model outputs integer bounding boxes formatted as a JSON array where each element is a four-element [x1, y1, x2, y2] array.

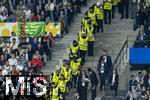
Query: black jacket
[[109, 74, 119, 86], [89, 71, 98, 86], [99, 55, 112, 69]]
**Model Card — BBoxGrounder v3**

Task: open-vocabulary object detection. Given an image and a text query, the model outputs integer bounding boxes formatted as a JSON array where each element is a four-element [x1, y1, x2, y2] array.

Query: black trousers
[[99, 73, 106, 91], [71, 75, 77, 88], [118, 2, 121, 14], [110, 84, 118, 96], [97, 19, 103, 32], [88, 41, 94, 56], [104, 10, 111, 24], [121, 3, 129, 18], [112, 5, 116, 18], [92, 85, 97, 100], [79, 49, 86, 66]]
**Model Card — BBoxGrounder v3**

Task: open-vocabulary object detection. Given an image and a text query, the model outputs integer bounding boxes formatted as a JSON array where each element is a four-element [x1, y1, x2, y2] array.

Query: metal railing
[[112, 40, 128, 72]]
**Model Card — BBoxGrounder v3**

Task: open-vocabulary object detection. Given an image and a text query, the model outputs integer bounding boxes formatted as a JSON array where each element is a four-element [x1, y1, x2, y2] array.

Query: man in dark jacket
[[99, 50, 112, 71], [97, 59, 109, 91], [87, 68, 98, 100]]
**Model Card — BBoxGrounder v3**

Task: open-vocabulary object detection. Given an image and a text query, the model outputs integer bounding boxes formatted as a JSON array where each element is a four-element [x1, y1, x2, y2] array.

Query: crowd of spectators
[[133, 0, 150, 47], [125, 70, 150, 100], [0, 0, 88, 99], [0, 0, 86, 33]]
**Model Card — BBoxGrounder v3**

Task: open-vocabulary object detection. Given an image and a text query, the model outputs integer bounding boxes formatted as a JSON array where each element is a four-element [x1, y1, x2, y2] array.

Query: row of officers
[[44, 0, 126, 99], [45, 53, 119, 100], [70, 0, 130, 66]]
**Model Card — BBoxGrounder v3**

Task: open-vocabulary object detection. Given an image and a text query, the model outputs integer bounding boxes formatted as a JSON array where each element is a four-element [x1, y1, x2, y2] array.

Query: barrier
[[130, 48, 150, 64], [0, 22, 61, 37]]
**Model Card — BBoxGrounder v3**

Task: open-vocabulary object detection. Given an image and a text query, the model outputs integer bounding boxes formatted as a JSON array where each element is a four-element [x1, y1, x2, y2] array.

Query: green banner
[[17, 22, 45, 37]]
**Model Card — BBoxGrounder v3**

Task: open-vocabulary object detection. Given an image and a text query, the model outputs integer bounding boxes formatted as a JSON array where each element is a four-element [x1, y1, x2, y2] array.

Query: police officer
[[70, 55, 80, 88], [112, 0, 119, 18], [87, 22, 95, 56], [103, 0, 112, 24], [58, 75, 67, 100], [50, 82, 60, 100], [60, 59, 68, 75], [94, 2, 104, 32], [78, 25, 86, 38], [78, 33, 88, 66], [120, 0, 129, 19], [70, 40, 79, 60], [87, 7, 97, 33], [51, 69, 60, 84]]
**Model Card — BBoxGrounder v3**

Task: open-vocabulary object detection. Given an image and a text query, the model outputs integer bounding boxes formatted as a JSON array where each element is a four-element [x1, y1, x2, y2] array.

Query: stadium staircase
[[41, 0, 97, 75], [41, 0, 138, 99]]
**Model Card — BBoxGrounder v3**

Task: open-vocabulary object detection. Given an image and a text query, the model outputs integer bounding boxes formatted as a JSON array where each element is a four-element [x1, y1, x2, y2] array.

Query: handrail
[[112, 40, 128, 69]]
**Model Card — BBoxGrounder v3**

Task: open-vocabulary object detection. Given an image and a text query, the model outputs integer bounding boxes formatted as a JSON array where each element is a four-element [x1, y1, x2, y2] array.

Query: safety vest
[[112, 0, 118, 5], [82, 18, 88, 29], [58, 80, 66, 93], [79, 36, 88, 51], [88, 12, 96, 25], [70, 61, 80, 75], [51, 86, 59, 100], [51, 72, 59, 83], [60, 65, 67, 75], [87, 27, 94, 41], [78, 30, 86, 38], [64, 69, 71, 82], [70, 45, 78, 54], [94, 6, 104, 19], [104, 2, 112, 10]]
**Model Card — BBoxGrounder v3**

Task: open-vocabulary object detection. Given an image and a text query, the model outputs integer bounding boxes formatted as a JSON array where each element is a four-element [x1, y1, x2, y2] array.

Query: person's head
[[138, 72, 142, 77], [103, 50, 107, 56], [89, 7, 93, 13], [5, 61, 9, 65], [139, 29, 144, 35], [11, 31, 16, 36], [113, 68, 117, 74], [56, 69, 60, 76], [87, 68, 92, 73], [96, 2, 100, 7], [60, 74, 65, 80], [12, 38, 16, 43], [81, 70, 86, 76], [12, 65, 16, 70], [82, 33, 86, 39], [24, 67, 28, 72], [131, 75, 135, 80], [73, 40, 78, 47], [63, 59, 67, 66], [0, 54, 4, 60], [35, 50, 40, 55], [142, 70, 147, 75], [38, 43, 41, 48]]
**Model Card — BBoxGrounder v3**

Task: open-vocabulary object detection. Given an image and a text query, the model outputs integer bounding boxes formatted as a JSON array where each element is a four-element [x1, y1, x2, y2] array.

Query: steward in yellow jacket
[[94, 2, 104, 32], [70, 55, 80, 88], [112, 0, 119, 18], [87, 22, 95, 56], [70, 40, 79, 60], [51, 69, 60, 84], [78, 33, 88, 66], [103, 0, 112, 24]]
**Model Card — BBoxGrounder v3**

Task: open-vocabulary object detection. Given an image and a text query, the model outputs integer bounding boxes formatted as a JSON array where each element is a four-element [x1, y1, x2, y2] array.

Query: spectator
[[8, 54, 18, 66], [98, 50, 113, 71], [109, 68, 119, 96], [77, 70, 89, 100], [129, 75, 138, 91], [87, 68, 98, 100], [31, 50, 43, 74]]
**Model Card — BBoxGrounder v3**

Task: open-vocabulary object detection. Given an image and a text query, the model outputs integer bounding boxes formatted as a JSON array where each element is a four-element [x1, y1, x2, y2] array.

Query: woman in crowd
[[77, 70, 90, 100]]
